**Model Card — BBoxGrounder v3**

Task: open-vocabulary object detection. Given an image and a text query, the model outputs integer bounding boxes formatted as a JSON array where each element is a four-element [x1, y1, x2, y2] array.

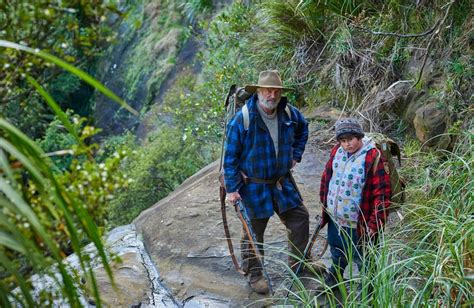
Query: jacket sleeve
[[367, 152, 392, 233], [291, 107, 309, 162], [320, 145, 338, 227], [223, 113, 244, 193]]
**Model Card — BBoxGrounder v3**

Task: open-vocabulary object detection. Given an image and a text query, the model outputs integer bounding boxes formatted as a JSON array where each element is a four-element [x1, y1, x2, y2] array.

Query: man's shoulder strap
[[242, 104, 250, 131], [242, 104, 291, 131]]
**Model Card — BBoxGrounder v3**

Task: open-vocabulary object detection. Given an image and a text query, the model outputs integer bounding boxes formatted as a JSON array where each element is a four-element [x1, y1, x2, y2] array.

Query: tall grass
[[273, 131, 473, 306]]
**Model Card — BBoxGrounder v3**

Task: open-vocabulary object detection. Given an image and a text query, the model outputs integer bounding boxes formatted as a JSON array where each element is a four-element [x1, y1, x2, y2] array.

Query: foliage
[[0, 40, 137, 306], [178, 0, 213, 26], [0, 0, 123, 138], [107, 126, 207, 227], [36, 112, 78, 172]]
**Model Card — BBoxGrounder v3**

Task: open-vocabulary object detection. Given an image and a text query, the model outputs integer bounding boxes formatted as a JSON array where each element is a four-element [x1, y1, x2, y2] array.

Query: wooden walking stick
[[234, 199, 274, 295], [285, 215, 326, 300]]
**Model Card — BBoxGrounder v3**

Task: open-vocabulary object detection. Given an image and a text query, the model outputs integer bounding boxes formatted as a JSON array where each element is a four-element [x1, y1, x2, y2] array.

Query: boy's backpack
[[365, 132, 406, 212]]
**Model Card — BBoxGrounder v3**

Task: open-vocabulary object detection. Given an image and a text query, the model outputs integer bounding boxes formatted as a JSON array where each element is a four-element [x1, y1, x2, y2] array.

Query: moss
[[118, 1, 185, 104]]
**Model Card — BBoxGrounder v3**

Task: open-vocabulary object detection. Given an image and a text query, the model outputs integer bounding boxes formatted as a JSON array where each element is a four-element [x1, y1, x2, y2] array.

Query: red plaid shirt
[[320, 144, 391, 236]]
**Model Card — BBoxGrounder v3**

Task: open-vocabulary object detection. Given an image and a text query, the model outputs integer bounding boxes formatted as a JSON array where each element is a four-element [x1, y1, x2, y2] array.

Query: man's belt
[[240, 171, 287, 190]]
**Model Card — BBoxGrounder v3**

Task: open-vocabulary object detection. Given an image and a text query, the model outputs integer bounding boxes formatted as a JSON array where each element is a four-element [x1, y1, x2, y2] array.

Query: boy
[[319, 118, 391, 287]]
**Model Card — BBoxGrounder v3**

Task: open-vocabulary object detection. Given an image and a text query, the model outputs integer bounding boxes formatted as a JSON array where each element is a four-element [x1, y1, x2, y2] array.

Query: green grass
[[251, 131, 473, 307]]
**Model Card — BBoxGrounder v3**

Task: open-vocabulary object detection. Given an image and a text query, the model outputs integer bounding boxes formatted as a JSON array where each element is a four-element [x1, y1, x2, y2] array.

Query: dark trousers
[[327, 218, 363, 278], [241, 205, 309, 280]]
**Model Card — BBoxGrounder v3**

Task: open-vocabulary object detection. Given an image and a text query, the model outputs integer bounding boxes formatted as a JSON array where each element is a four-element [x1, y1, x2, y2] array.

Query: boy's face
[[339, 136, 363, 154]]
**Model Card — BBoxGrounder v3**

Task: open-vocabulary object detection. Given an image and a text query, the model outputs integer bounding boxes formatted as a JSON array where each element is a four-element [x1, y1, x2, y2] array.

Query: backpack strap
[[372, 148, 382, 175], [242, 104, 250, 130], [242, 104, 292, 131], [285, 105, 291, 121]]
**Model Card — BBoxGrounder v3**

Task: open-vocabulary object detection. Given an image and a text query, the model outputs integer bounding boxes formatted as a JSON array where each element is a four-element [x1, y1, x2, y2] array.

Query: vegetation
[[0, 1, 123, 138], [0, 0, 471, 305], [0, 40, 137, 305]]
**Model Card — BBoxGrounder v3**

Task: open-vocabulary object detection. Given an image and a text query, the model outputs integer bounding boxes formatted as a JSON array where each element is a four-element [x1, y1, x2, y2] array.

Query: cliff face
[[93, 1, 201, 137]]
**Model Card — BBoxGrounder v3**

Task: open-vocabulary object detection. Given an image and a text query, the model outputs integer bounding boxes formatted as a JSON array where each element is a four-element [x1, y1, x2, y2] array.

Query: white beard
[[257, 92, 280, 110]]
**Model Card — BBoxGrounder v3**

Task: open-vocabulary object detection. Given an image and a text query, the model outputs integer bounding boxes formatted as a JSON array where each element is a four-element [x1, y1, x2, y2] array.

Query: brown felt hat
[[244, 70, 293, 93]]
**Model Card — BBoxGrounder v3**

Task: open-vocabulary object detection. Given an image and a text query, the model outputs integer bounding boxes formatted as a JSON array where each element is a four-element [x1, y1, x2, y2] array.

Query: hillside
[[0, 0, 471, 306]]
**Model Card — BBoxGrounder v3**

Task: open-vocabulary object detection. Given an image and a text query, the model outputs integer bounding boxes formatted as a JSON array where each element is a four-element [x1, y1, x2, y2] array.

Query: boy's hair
[[337, 132, 364, 141], [335, 118, 365, 140]]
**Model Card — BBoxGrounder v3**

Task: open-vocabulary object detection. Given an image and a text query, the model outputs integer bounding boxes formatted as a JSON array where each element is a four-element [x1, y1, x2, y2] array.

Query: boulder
[[23, 225, 179, 307], [413, 102, 451, 149], [372, 80, 413, 115]]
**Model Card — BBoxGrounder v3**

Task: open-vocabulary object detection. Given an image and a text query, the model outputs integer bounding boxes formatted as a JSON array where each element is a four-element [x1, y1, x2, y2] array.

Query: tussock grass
[[250, 131, 473, 306]]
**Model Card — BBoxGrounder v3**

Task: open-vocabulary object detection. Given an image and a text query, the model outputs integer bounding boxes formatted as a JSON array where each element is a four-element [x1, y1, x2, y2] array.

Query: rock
[[372, 80, 413, 115], [90, 252, 149, 307], [403, 89, 427, 125], [413, 102, 451, 149], [22, 225, 179, 307], [134, 129, 335, 306]]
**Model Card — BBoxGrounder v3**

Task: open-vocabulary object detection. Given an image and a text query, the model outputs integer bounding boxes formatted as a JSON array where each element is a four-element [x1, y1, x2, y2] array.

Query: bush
[[107, 126, 209, 227]]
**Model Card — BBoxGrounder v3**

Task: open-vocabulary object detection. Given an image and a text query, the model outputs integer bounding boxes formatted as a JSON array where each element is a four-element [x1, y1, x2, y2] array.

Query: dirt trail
[[134, 112, 340, 306]]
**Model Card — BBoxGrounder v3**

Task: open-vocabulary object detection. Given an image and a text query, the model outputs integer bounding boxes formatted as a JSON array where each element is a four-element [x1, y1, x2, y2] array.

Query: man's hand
[[227, 191, 241, 204], [292, 160, 297, 168]]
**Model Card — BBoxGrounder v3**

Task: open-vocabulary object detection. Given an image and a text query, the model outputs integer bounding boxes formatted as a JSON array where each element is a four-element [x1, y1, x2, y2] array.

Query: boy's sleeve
[[367, 154, 392, 233]]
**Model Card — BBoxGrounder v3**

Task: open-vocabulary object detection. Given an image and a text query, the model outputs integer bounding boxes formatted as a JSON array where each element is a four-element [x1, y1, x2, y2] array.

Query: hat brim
[[244, 84, 293, 93]]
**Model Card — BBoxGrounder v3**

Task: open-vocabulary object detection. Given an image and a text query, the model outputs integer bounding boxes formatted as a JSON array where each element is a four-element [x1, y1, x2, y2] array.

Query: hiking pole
[[234, 199, 274, 295], [285, 215, 324, 300], [219, 185, 244, 274]]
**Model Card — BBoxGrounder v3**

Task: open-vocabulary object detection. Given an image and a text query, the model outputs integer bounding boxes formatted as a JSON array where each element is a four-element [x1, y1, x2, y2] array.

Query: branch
[[350, 20, 440, 38], [413, 0, 455, 88]]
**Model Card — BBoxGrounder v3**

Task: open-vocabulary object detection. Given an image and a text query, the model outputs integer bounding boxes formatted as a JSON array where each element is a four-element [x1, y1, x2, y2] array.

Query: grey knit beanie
[[335, 118, 364, 140]]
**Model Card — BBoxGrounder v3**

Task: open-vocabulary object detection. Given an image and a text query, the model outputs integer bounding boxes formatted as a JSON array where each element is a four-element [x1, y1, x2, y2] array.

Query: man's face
[[257, 88, 282, 110], [339, 136, 364, 154]]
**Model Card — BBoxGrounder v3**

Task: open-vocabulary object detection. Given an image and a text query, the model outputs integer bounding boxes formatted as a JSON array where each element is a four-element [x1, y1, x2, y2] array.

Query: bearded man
[[224, 70, 318, 294]]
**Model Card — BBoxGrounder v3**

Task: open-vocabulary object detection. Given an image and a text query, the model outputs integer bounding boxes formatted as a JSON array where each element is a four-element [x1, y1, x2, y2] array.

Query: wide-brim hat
[[244, 70, 293, 93]]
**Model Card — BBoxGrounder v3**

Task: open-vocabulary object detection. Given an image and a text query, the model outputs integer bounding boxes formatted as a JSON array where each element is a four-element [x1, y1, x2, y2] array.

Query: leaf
[[0, 40, 138, 116]]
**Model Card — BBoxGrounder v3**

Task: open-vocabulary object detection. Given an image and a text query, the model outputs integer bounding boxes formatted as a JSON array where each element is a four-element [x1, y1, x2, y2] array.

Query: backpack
[[365, 132, 406, 213]]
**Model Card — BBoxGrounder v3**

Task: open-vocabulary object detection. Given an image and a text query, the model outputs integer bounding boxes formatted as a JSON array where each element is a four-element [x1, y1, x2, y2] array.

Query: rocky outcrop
[[25, 225, 179, 307], [413, 102, 451, 149], [133, 116, 338, 306]]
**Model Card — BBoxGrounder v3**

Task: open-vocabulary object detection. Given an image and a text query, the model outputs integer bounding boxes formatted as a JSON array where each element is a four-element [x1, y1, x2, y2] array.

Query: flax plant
[[0, 40, 137, 306]]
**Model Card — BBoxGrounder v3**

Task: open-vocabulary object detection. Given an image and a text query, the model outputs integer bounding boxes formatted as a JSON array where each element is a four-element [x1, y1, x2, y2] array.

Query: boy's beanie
[[335, 118, 364, 140]]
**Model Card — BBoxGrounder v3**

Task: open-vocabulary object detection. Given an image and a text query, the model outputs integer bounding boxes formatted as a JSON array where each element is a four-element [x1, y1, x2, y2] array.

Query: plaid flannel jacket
[[320, 144, 391, 236], [223, 94, 308, 219]]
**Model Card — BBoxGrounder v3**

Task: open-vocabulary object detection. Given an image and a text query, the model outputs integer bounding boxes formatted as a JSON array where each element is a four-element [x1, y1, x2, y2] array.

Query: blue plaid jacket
[[223, 94, 309, 219]]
